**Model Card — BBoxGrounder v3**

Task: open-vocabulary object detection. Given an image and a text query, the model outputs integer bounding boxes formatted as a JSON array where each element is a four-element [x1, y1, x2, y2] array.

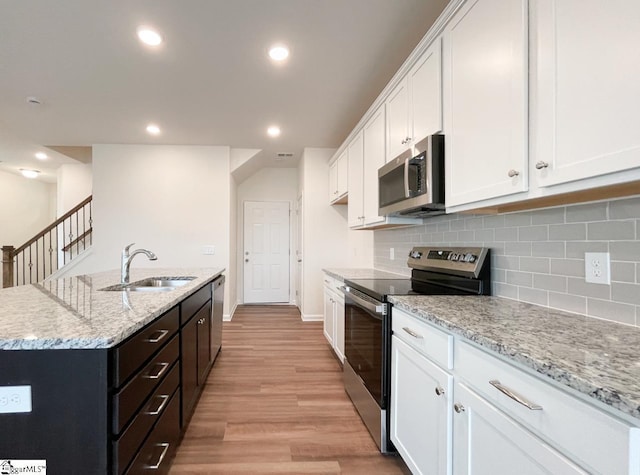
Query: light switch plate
[[0, 385, 32, 413], [585, 252, 610, 285], [202, 245, 215, 255], [390, 248, 395, 261]]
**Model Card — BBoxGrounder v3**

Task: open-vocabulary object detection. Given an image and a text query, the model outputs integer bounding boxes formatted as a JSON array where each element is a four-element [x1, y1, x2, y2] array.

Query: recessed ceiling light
[[20, 169, 40, 179], [268, 45, 289, 61], [267, 126, 281, 137], [35, 152, 48, 160], [146, 124, 161, 135], [137, 27, 163, 46]]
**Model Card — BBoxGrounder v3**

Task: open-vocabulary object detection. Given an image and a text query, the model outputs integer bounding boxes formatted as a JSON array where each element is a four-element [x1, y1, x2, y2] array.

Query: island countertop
[[0, 267, 224, 350], [389, 295, 640, 422]]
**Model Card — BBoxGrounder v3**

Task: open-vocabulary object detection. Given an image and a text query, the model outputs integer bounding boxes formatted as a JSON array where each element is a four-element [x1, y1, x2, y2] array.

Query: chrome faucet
[[121, 243, 157, 284]]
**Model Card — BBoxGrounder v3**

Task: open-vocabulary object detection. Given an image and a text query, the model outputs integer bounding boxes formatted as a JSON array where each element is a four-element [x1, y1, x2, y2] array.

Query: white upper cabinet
[[362, 106, 385, 226], [385, 79, 410, 162], [533, 0, 640, 188], [386, 40, 444, 163], [347, 131, 365, 227], [444, 0, 529, 208], [409, 37, 443, 143], [329, 151, 348, 204]]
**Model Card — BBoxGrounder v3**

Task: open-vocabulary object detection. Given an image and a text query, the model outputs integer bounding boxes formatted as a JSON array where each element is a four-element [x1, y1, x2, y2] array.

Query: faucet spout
[[121, 243, 158, 284]]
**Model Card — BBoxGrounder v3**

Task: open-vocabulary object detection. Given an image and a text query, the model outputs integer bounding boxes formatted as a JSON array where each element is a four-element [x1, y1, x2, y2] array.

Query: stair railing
[[2, 195, 93, 288]]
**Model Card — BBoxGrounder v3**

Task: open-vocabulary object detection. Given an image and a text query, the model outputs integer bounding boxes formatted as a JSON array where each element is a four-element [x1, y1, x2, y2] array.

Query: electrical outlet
[[390, 248, 395, 261], [0, 385, 32, 413], [202, 245, 215, 255], [585, 252, 611, 285]]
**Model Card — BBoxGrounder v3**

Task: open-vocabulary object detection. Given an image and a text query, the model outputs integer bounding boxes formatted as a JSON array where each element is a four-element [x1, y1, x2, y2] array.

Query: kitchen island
[[0, 267, 224, 475]]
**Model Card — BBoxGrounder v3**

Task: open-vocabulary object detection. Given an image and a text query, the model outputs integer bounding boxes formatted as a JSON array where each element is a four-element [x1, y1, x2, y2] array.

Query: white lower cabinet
[[452, 382, 586, 475], [391, 335, 452, 475], [322, 273, 345, 363], [391, 307, 640, 475]]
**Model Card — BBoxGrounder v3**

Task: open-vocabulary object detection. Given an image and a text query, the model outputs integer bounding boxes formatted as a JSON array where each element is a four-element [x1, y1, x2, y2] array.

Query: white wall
[[299, 148, 371, 320], [236, 167, 299, 304], [228, 173, 238, 319], [56, 163, 92, 216], [0, 170, 56, 287], [70, 144, 233, 315]]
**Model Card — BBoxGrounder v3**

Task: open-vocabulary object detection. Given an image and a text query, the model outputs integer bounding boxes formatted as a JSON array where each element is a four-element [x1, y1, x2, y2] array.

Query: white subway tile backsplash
[[373, 195, 640, 326]]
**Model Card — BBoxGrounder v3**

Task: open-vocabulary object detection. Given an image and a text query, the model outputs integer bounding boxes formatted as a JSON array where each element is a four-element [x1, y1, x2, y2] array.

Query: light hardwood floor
[[170, 305, 411, 475]]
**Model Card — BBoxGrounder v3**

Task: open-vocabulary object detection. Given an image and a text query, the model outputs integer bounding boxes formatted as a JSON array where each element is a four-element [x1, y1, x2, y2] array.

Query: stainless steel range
[[342, 246, 491, 453]]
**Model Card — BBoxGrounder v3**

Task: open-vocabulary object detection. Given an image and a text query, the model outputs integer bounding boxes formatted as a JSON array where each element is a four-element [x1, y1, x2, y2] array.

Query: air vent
[[275, 152, 294, 161]]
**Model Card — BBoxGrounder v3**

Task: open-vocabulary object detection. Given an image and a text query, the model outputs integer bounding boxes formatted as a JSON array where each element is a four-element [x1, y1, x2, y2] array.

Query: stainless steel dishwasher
[[211, 275, 225, 361]]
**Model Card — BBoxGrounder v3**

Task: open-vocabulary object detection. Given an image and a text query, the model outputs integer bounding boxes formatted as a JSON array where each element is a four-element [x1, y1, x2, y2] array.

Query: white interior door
[[295, 195, 303, 310], [243, 201, 290, 304]]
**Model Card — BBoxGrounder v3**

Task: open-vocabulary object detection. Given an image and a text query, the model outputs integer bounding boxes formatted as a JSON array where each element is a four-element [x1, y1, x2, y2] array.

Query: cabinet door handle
[[489, 380, 542, 410], [144, 394, 170, 416], [143, 362, 170, 380], [508, 169, 520, 178], [435, 386, 445, 396], [402, 327, 423, 339], [535, 161, 549, 169], [145, 442, 170, 469], [454, 403, 465, 413], [145, 329, 169, 344]]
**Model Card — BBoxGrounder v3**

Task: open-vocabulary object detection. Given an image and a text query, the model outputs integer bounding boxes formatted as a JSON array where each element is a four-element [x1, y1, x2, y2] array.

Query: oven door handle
[[343, 287, 386, 317], [404, 157, 411, 198]]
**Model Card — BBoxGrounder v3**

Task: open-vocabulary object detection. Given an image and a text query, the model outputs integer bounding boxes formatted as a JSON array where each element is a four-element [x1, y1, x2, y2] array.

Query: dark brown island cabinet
[[0, 274, 225, 475]]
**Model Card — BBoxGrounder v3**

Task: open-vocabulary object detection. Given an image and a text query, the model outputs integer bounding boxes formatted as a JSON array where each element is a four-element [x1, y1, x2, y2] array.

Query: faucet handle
[[123, 243, 136, 255]]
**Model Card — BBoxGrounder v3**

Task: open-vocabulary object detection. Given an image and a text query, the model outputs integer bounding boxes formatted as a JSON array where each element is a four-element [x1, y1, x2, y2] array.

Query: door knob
[[454, 403, 465, 413], [435, 386, 445, 396]]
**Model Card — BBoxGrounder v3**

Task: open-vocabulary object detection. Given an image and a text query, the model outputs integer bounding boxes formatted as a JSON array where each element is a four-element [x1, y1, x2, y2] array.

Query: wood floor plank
[[169, 305, 410, 475]]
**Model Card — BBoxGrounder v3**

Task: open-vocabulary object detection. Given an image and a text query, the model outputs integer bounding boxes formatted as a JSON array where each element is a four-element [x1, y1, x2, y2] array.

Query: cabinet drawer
[[125, 389, 181, 475], [455, 340, 639, 475], [114, 364, 179, 475], [323, 274, 343, 295], [113, 306, 179, 388], [392, 307, 453, 370], [181, 284, 211, 326], [113, 335, 179, 434]]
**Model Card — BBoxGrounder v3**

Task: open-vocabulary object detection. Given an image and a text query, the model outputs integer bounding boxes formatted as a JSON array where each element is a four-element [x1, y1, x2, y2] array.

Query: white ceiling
[[0, 0, 449, 182]]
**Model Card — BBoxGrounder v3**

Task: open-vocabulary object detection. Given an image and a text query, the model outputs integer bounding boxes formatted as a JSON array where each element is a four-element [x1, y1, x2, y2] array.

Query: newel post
[[2, 245, 15, 288]]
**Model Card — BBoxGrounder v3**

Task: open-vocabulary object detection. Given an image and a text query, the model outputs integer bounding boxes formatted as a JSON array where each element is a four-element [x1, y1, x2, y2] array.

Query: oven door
[[343, 287, 390, 409]]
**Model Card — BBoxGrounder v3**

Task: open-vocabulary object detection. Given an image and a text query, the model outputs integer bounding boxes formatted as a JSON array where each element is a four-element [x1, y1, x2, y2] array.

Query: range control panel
[[407, 247, 489, 278]]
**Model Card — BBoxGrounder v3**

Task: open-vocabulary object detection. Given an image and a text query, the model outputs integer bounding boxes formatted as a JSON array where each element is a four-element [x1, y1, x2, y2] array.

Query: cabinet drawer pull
[[144, 394, 170, 416], [454, 403, 465, 413], [508, 169, 520, 177], [145, 442, 170, 469], [535, 161, 549, 169], [402, 327, 423, 339], [145, 329, 169, 344], [435, 386, 445, 396], [489, 380, 542, 411], [143, 362, 170, 380]]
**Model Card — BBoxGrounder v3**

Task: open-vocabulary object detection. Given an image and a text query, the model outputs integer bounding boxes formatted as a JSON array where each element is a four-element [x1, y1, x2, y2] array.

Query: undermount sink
[[99, 276, 196, 292]]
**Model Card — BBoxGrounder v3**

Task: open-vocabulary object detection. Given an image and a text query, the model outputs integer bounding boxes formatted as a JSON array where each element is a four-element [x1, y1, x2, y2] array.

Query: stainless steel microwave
[[378, 134, 445, 217]]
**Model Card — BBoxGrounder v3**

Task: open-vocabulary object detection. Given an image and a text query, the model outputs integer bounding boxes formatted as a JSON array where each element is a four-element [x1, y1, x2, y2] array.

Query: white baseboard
[[223, 302, 238, 321], [301, 313, 323, 322]]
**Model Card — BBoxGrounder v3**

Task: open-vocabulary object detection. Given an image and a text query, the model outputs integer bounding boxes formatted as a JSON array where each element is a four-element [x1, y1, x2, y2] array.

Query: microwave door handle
[[404, 157, 411, 198]]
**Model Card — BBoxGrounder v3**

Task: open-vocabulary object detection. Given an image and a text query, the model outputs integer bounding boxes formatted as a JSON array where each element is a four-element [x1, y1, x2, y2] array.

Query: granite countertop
[[323, 268, 408, 281], [389, 295, 640, 422], [0, 267, 224, 350]]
